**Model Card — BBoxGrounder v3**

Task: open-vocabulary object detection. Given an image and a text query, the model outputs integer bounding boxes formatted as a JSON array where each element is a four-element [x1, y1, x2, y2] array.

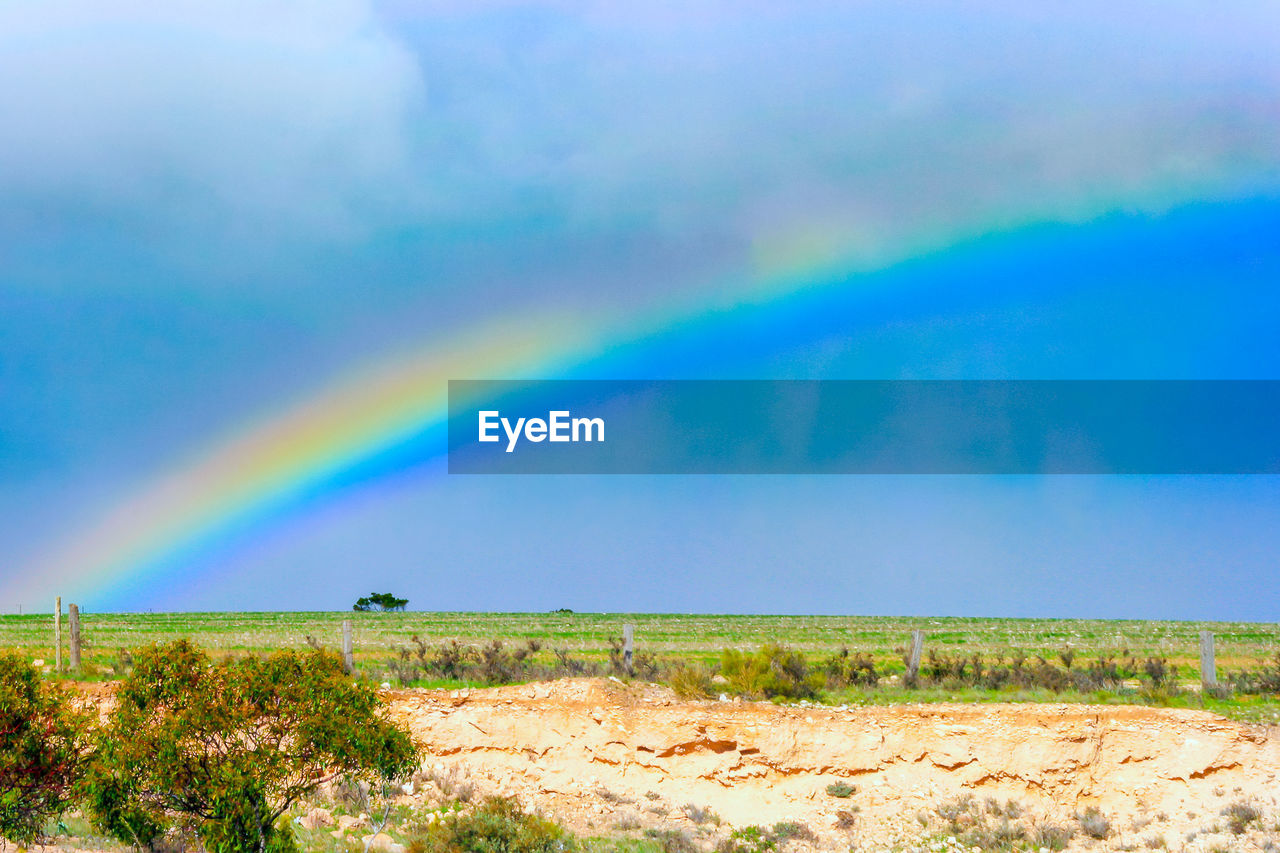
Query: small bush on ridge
[[720, 644, 821, 700], [1077, 806, 1112, 839], [1221, 801, 1262, 834], [408, 797, 566, 853], [825, 782, 856, 798]]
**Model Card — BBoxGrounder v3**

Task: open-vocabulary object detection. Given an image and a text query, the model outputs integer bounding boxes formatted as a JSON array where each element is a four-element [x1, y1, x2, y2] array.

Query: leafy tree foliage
[[85, 640, 418, 853], [0, 652, 88, 845], [354, 592, 409, 612]]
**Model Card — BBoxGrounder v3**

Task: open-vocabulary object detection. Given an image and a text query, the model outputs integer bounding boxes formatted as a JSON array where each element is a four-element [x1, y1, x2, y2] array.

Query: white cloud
[[388, 1, 1280, 255], [0, 1, 424, 237]]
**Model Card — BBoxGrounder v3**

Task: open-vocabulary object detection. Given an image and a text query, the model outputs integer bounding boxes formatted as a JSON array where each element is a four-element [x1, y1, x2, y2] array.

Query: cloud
[[385, 0, 1280, 263], [3, 0, 1277, 295], [0, 1, 424, 238]]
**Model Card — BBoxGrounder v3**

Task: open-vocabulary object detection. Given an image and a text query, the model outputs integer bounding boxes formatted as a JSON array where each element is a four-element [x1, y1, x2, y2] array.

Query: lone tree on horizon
[[353, 592, 408, 612]]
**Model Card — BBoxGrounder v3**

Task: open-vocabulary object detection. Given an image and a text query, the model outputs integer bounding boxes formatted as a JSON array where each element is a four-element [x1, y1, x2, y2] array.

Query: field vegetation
[[2, 611, 1277, 674], [2, 626, 1280, 851], [2, 611, 1278, 722]]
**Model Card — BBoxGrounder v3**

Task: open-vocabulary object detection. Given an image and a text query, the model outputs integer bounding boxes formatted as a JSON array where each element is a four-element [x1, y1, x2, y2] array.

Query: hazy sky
[[3, 1, 1279, 617]]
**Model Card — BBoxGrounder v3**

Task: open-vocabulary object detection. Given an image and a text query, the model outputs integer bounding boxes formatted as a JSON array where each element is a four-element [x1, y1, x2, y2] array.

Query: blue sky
[[2, 1, 1279, 617]]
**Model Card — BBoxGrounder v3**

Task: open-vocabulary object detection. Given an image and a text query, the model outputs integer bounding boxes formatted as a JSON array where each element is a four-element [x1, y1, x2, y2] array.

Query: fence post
[[69, 604, 81, 673], [54, 596, 62, 674], [342, 620, 354, 674], [623, 623, 634, 675], [1199, 630, 1217, 691], [906, 629, 924, 685]]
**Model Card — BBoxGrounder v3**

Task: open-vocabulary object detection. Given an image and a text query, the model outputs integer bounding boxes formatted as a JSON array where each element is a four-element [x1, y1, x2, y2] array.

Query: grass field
[[2, 611, 1277, 676]]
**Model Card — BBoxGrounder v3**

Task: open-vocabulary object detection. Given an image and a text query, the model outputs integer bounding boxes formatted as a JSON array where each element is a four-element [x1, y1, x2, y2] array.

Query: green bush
[[715, 826, 776, 853], [720, 644, 821, 700], [0, 652, 88, 845], [668, 665, 715, 699], [408, 796, 568, 853], [824, 782, 856, 798], [84, 640, 418, 852], [822, 648, 878, 688]]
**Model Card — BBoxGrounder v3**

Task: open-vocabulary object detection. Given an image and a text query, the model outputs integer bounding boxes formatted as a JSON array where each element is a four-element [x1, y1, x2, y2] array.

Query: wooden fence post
[[69, 604, 81, 673], [54, 596, 62, 674], [1199, 630, 1217, 691], [623, 623, 634, 675], [342, 620, 354, 674], [906, 629, 924, 685]]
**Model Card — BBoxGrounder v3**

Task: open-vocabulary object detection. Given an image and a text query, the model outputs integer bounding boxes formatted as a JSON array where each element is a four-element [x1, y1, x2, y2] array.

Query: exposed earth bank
[[387, 678, 1280, 851]]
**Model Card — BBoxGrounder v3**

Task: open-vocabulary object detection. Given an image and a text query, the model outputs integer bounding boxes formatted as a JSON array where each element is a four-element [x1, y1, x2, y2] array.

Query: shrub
[[632, 651, 665, 681], [715, 822, 814, 853], [769, 821, 815, 843], [393, 638, 571, 686], [934, 795, 975, 831], [421, 765, 475, 804], [1229, 654, 1280, 695], [645, 828, 698, 853], [606, 636, 629, 677], [825, 782, 856, 798], [408, 797, 566, 853], [552, 648, 592, 677], [716, 826, 777, 853], [720, 644, 820, 700], [1221, 801, 1262, 834], [1076, 806, 1111, 840], [478, 640, 524, 684], [613, 814, 642, 832], [682, 803, 721, 826], [1143, 657, 1175, 688], [964, 816, 1025, 850], [433, 639, 475, 680], [823, 648, 877, 688], [0, 652, 88, 845], [1203, 683, 1233, 701], [669, 665, 715, 699], [84, 640, 418, 852], [1032, 823, 1074, 850]]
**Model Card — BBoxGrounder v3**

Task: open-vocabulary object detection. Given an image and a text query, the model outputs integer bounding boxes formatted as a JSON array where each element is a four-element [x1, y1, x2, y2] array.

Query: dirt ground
[[386, 678, 1280, 852], [52, 677, 1280, 851]]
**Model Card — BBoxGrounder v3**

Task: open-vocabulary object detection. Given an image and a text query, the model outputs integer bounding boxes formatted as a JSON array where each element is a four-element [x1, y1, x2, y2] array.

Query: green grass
[[822, 684, 1280, 724], [2, 610, 1277, 681]]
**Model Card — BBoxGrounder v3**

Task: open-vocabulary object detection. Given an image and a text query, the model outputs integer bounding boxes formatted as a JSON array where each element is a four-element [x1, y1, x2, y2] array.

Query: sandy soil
[[48, 678, 1280, 852], [386, 678, 1280, 851]]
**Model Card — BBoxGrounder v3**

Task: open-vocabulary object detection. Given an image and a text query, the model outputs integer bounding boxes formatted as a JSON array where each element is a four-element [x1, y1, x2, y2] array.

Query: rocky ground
[[49, 678, 1280, 852], [375, 678, 1280, 852]]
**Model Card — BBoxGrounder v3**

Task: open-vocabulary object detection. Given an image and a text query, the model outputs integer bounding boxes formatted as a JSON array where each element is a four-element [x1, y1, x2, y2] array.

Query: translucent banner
[[447, 380, 1280, 474]]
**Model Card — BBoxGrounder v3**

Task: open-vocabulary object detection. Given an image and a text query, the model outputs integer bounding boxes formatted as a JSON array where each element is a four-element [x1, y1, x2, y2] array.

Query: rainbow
[[9, 191, 1278, 608], [8, 315, 596, 607]]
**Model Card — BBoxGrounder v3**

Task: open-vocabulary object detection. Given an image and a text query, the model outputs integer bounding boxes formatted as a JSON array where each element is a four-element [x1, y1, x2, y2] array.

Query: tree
[[353, 592, 408, 612], [0, 651, 87, 845], [84, 640, 418, 853]]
